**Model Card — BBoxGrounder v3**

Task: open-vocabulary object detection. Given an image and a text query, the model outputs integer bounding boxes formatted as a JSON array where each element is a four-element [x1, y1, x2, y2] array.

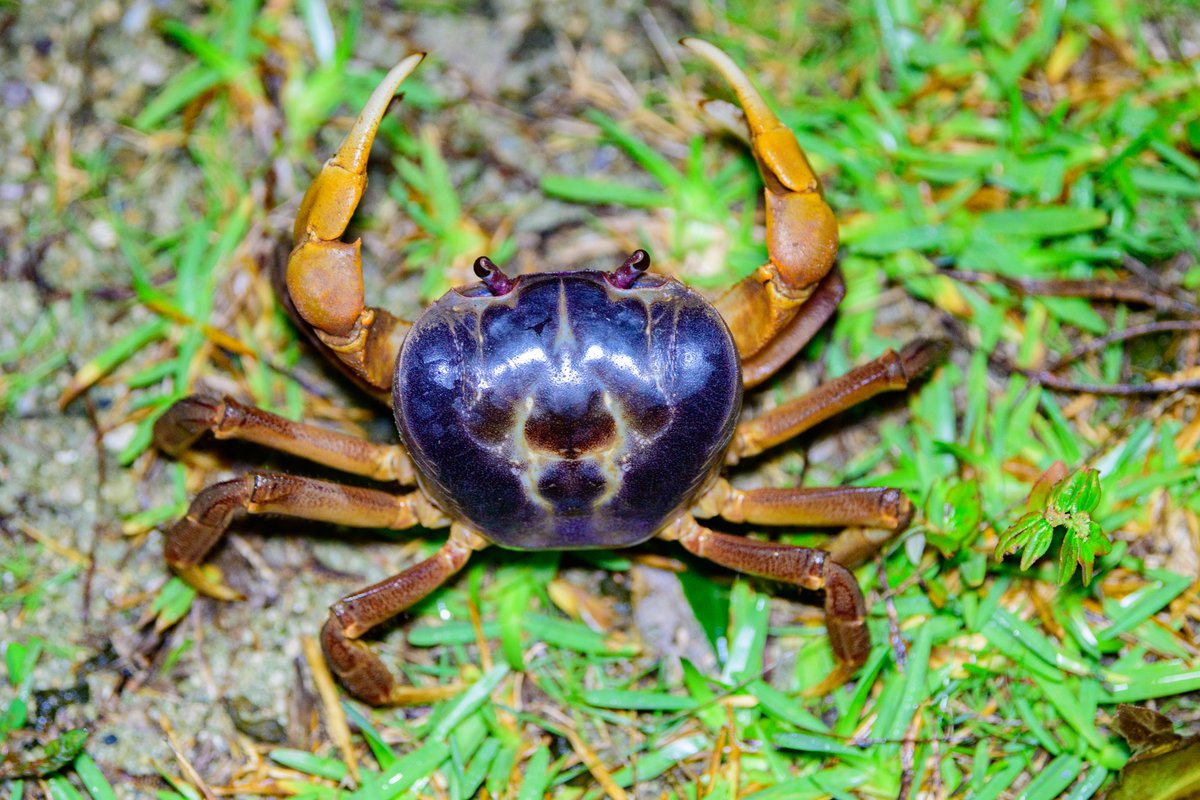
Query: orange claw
[[681, 38, 822, 196], [682, 38, 839, 360], [285, 54, 424, 389], [292, 53, 426, 245]]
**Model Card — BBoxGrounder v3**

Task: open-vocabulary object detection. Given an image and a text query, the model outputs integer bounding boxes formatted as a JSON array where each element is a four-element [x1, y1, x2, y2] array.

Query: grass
[[3, 0, 1200, 798]]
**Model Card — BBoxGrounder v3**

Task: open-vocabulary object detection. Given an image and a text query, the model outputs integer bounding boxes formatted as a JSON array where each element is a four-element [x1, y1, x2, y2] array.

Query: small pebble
[[121, 0, 150, 32], [102, 423, 138, 454], [88, 218, 118, 250], [30, 82, 64, 113]]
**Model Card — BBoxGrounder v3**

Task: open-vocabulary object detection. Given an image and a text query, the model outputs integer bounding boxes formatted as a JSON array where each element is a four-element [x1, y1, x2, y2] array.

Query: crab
[[154, 39, 945, 705]]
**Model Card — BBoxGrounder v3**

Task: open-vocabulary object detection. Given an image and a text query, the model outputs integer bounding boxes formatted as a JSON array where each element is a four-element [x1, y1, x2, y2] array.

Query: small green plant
[[133, 0, 268, 131], [57, 196, 254, 466], [922, 477, 985, 558], [995, 466, 1113, 584], [0, 639, 116, 796]]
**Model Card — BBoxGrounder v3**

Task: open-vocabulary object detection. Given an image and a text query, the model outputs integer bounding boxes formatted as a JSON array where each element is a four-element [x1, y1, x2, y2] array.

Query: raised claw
[[284, 54, 425, 390], [683, 38, 839, 361], [681, 38, 823, 197], [292, 53, 426, 244]]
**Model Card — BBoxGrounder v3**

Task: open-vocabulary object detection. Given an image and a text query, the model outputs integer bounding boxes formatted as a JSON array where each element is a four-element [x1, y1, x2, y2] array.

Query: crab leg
[[741, 268, 844, 388], [729, 338, 948, 462], [285, 54, 424, 392], [164, 474, 447, 598], [661, 515, 869, 686], [683, 38, 839, 361], [693, 478, 912, 566], [696, 478, 912, 530], [155, 395, 415, 482], [321, 524, 487, 705]]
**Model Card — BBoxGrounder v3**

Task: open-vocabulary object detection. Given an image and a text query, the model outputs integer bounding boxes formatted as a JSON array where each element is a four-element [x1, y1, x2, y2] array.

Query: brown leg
[[822, 527, 903, 569], [321, 524, 487, 705], [742, 268, 845, 389], [697, 478, 913, 530], [154, 394, 415, 482], [683, 39, 839, 360], [693, 478, 913, 566], [662, 515, 868, 686], [284, 55, 424, 392], [165, 473, 448, 597], [730, 338, 948, 462]]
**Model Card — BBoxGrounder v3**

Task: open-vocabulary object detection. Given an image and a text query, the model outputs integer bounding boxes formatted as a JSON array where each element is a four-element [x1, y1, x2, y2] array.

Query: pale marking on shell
[[481, 279, 690, 518], [592, 389, 628, 508], [553, 279, 576, 349]]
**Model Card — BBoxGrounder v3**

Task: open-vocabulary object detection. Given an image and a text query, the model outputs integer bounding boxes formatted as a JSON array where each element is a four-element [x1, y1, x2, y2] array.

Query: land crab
[[154, 39, 945, 705]]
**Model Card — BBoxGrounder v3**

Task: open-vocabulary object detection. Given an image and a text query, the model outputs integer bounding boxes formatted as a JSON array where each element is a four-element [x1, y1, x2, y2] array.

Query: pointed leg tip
[[680, 37, 728, 68], [899, 337, 952, 379], [801, 663, 858, 697], [370, 53, 425, 105], [173, 564, 244, 601]]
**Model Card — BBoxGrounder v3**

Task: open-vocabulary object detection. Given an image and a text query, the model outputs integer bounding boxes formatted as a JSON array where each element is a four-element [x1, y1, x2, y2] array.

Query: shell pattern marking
[[394, 271, 743, 549]]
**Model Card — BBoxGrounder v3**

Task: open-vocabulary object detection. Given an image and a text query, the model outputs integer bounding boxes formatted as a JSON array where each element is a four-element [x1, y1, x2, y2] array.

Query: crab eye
[[606, 249, 650, 289], [474, 256, 515, 296]]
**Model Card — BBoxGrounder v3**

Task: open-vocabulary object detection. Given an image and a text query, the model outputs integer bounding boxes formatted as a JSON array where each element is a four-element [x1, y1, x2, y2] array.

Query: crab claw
[[682, 37, 839, 361], [284, 53, 425, 393]]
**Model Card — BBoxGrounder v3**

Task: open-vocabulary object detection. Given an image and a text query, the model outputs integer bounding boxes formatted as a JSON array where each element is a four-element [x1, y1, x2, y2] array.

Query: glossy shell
[[393, 271, 742, 549]]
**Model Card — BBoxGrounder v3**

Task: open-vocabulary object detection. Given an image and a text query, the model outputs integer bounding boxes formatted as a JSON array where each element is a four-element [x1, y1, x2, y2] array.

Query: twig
[[943, 269, 1200, 317], [877, 558, 907, 669], [563, 727, 629, 800], [158, 714, 218, 800], [302, 636, 359, 785], [990, 317, 1200, 393], [897, 710, 922, 800], [1047, 320, 1200, 372], [1121, 254, 1180, 296], [1013, 366, 1200, 395]]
